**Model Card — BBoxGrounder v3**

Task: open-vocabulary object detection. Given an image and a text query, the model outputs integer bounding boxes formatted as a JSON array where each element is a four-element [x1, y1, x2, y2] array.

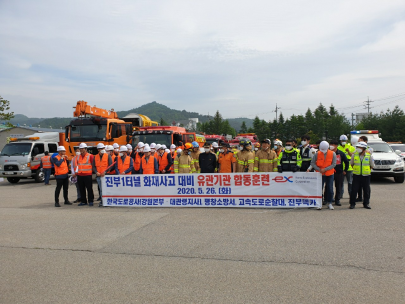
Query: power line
[[272, 103, 281, 123], [364, 96, 373, 114]]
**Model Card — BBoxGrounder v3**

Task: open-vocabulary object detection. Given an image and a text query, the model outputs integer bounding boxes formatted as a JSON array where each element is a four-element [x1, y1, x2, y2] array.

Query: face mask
[[264, 146, 269, 150], [356, 148, 363, 153], [301, 141, 307, 146], [219, 149, 224, 153], [274, 145, 278, 150], [100, 149, 106, 154], [170, 149, 175, 152], [329, 145, 335, 150], [151, 149, 155, 153], [75, 152, 80, 156], [255, 148, 258, 151], [285, 145, 292, 150], [204, 148, 210, 153], [239, 146, 243, 150], [341, 142, 346, 146], [119, 152, 124, 157]]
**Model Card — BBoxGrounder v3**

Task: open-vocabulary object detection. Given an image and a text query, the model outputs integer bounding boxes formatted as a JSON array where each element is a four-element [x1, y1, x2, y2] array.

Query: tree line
[[197, 103, 405, 144]]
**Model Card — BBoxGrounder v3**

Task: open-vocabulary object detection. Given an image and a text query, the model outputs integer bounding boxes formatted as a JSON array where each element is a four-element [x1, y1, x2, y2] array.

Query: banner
[[101, 172, 322, 208]]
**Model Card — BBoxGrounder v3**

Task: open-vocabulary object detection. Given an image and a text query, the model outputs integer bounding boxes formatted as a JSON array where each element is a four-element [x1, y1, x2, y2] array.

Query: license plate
[[4, 172, 16, 175], [374, 165, 390, 169]]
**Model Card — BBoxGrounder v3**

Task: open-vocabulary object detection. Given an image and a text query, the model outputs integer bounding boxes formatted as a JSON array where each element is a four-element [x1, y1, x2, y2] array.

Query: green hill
[[9, 101, 254, 132]]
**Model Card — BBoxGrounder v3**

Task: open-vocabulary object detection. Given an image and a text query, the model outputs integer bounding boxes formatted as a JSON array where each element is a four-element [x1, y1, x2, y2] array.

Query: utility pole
[[351, 113, 355, 128], [364, 96, 373, 114], [273, 103, 281, 123]]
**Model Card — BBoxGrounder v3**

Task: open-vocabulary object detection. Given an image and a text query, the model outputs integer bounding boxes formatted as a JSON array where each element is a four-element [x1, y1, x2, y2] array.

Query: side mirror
[[32, 147, 39, 156], [395, 150, 401, 155]]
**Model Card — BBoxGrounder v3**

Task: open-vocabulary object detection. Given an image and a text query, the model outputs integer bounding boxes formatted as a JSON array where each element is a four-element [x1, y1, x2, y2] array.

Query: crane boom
[[73, 100, 118, 119]]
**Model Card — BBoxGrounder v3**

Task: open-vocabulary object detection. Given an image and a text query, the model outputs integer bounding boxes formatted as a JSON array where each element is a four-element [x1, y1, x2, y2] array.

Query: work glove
[[278, 166, 283, 173]]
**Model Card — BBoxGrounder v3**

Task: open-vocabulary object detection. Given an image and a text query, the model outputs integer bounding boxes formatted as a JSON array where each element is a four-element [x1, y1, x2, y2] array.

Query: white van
[[0, 132, 61, 184], [350, 130, 404, 183]]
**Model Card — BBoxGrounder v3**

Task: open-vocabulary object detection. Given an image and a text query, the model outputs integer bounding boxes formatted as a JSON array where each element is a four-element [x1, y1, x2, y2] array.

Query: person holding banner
[[254, 139, 277, 172], [140, 145, 159, 174], [115, 146, 134, 175], [235, 139, 254, 173], [157, 145, 173, 173], [218, 143, 236, 173], [174, 146, 193, 173], [311, 141, 337, 210], [93, 143, 113, 207], [133, 142, 145, 174], [277, 139, 302, 173], [199, 142, 217, 173]]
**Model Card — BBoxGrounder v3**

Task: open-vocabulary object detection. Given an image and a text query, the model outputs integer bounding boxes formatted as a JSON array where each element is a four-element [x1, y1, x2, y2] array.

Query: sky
[[1, 0, 405, 121]]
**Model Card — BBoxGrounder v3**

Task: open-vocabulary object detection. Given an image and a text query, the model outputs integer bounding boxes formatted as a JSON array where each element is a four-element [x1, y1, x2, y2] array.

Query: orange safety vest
[[134, 153, 142, 171], [41, 156, 52, 169], [117, 156, 131, 175], [142, 155, 155, 174], [95, 153, 109, 174], [316, 150, 335, 176], [54, 155, 68, 176], [170, 151, 175, 173], [157, 152, 169, 172], [77, 154, 92, 175], [110, 154, 116, 174]]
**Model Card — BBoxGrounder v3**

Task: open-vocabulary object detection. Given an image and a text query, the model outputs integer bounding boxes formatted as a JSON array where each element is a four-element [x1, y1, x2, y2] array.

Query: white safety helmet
[[356, 142, 368, 149], [106, 145, 114, 151], [170, 144, 176, 149], [96, 143, 105, 149], [156, 144, 161, 150], [212, 142, 219, 148], [150, 143, 156, 149], [113, 143, 120, 149], [339, 135, 348, 141], [165, 149, 170, 153], [143, 146, 151, 152], [319, 141, 329, 153], [79, 143, 87, 149], [57, 146, 66, 151], [137, 142, 145, 148], [158, 145, 165, 150], [162, 145, 167, 150], [274, 140, 282, 146], [351, 136, 359, 146], [126, 144, 132, 150], [177, 148, 182, 154], [119, 146, 128, 152]]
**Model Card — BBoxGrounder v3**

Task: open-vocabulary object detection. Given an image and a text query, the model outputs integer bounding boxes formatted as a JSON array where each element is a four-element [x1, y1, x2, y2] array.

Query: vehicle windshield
[[0, 143, 32, 156], [205, 139, 219, 145], [390, 145, 405, 152], [132, 134, 171, 147], [69, 125, 107, 141], [368, 142, 394, 153]]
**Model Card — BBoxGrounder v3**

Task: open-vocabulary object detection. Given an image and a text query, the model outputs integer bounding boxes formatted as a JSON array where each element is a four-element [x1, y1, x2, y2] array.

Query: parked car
[[389, 144, 405, 158]]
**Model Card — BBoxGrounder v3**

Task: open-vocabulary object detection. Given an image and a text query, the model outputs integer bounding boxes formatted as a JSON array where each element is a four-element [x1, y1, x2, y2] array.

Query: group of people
[[40, 134, 373, 210]]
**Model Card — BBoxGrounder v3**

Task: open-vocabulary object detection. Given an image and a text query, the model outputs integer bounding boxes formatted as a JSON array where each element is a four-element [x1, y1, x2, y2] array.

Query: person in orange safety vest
[[52, 146, 71, 207], [40, 151, 52, 185]]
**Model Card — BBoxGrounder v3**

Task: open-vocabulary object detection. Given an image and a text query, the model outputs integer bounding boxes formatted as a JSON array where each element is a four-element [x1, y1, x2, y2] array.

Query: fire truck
[[204, 134, 230, 146], [63, 101, 158, 158], [228, 133, 259, 148], [132, 126, 205, 149]]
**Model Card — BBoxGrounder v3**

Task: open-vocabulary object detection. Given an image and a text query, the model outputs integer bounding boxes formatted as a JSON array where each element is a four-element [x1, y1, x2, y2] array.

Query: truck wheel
[[34, 170, 45, 183], [394, 174, 405, 183], [7, 177, 20, 184]]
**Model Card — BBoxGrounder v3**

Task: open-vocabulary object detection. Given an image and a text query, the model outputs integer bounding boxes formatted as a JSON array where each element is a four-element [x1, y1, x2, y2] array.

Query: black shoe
[[363, 205, 371, 209], [98, 203, 103, 207], [349, 205, 355, 209], [89, 202, 94, 206], [97, 197, 102, 201], [335, 201, 341, 206], [64, 201, 72, 205], [55, 202, 61, 207], [322, 201, 326, 205], [78, 202, 88, 206], [73, 199, 81, 203], [356, 198, 363, 202]]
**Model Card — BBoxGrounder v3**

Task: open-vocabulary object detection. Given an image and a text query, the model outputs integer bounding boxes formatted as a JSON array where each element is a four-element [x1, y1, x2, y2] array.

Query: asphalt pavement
[[0, 176, 404, 304]]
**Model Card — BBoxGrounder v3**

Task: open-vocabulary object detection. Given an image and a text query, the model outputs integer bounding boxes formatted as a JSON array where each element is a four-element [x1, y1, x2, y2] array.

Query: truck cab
[[350, 130, 404, 183], [0, 132, 60, 183]]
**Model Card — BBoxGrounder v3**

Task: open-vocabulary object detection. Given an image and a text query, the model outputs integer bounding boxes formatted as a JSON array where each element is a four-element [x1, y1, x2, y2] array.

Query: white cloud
[[0, 0, 405, 120]]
